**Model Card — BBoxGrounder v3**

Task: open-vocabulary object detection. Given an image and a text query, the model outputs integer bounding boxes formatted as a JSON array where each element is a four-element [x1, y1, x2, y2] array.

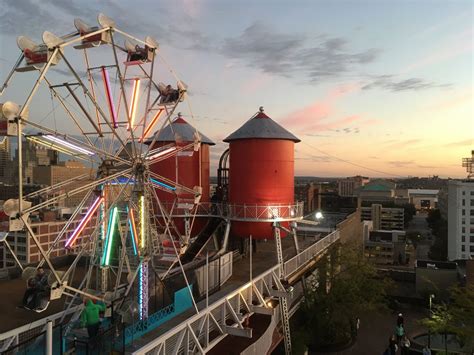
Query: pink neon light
[[140, 109, 163, 142], [65, 196, 103, 248], [101, 67, 118, 128]]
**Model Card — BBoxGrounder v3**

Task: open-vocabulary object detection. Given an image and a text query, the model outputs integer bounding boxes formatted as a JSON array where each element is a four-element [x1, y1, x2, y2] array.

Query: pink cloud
[[278, 83, 362, 130]]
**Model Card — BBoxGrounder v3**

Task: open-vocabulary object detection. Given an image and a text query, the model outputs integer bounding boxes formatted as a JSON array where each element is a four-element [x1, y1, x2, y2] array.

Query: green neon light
[[102, 206, 118, 266]]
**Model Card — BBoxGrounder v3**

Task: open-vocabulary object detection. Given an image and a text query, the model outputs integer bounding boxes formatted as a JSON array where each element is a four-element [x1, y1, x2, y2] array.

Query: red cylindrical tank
[[224, 108, 300, 239], [146, 115, 214, 238]]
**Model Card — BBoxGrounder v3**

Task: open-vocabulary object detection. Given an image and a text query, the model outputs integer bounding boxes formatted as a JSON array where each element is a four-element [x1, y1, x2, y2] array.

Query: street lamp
[[428, 293, 435, 348], [315, 211, 323, 220]]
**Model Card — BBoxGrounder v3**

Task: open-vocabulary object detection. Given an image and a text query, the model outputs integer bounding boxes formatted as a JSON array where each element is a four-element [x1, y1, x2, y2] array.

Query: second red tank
[[224, 107, 300, 239]]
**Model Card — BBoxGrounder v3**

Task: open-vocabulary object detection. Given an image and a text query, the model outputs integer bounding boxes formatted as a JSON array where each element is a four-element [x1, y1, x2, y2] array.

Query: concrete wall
[[337, 210, 363, 245]]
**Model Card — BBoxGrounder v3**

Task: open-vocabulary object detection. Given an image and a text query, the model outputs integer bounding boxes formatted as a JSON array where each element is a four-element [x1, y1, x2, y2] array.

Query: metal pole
[[249, 235, 252, 305], [206, 252, 209, 309], [46, 320, 53, 355]]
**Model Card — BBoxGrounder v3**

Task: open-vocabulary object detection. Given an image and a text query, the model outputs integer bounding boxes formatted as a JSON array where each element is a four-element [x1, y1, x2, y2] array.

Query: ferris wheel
[[0, 13, 204, 321]]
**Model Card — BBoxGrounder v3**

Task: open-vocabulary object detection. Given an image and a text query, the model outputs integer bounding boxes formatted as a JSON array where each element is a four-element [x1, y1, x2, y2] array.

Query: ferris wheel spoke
[[21, 118, 132, 166], [38, 188, 94, 268], [146, 184, 182, 240], [25, 173, 91, 200], [142, 96, 184, 158], [44, 77, 97, 148], [23, 168, 133, 215], [147, 170, 197, 196], [109, 31, 139, 158], [137, 53, 156, 157], [57, 50, 133, 159]]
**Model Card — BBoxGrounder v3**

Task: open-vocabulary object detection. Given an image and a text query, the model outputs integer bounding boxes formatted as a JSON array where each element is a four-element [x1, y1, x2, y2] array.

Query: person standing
[[80, 298, 106, 338], [422, 345, 432, 355], [396, 324, 405, 344]]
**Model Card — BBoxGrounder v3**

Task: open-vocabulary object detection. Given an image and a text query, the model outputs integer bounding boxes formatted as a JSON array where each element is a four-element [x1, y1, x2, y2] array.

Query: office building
[[447, 179, 474, 260]]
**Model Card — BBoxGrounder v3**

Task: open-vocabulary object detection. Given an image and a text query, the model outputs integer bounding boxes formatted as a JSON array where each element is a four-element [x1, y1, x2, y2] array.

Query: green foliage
[[419, 285, 474, 353], [298, 244, 390, 349], [450, 284, 474, 350]]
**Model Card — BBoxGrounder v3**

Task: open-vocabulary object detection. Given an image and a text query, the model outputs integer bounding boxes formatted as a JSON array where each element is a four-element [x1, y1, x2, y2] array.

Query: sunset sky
[[0, 0, 472, 178]]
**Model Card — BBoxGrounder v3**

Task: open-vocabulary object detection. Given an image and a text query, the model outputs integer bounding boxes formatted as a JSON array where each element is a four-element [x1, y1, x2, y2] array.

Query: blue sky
[[0, 0, 472, 177]]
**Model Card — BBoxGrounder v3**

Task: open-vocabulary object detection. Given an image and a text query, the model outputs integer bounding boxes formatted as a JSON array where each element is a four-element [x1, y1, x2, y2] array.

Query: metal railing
[[131, 231, 340, 354], [284, 231, 340, 278], [155, 201, 305, 222], [0, 304, 81, 352]]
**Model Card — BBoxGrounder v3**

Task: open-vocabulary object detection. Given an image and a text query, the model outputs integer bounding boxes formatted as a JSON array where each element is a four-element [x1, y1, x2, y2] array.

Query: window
[[462, 235, 466, 242], [471, 210, 474, 216], [470, 235, 474, 243], [471, 191, 474, 195], [462, 219, 466, 224], [463, 191, 466, 195], [462, 227, 466, 233], [462, 209, 466, 216], [463, 199, 466, 206], [472, 199, 474, 206], [471, 246, 474, 253], [462, 245, 465, 252]]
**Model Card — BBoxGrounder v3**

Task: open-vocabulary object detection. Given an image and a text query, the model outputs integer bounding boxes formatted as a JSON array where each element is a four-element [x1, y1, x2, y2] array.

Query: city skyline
[[0, 0, 472, 178]]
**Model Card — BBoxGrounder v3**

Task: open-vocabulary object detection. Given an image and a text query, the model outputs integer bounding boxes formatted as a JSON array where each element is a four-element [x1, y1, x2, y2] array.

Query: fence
[[284, 230, 340, 278], [194, 252, 233, 298]]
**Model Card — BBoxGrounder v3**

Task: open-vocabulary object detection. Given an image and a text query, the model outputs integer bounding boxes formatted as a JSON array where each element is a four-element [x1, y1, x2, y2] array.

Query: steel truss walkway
[[131, 231, 340, 354]]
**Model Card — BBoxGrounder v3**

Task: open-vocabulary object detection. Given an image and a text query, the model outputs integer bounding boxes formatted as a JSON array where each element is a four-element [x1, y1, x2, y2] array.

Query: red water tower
[[146, 114, 214, 238], [224, 107, 300, 239]]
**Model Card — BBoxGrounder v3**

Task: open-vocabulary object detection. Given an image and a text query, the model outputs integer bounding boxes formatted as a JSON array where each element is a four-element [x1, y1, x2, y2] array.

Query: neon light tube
[[102, 206, 118, 266], [128, 78, 140, 130], [101, 189, 106, 240], [140, 195, 145, 248], [140, 109, 163, 142], [128, 208, 139, 255], [101, 67, 118, 128], [146, 147, 176, 160], [150, 177, 176, 191], [43, 135, 95, 155], [26, 136, 76, 156], [138, 264, 143, 319], [65, 196, 103, 248]]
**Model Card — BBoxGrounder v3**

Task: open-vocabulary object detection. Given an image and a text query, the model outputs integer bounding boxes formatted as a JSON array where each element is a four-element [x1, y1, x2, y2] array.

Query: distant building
[[2, 208, 94, 268], [13, 139, 59, 184], [407, 189, 439, 210], [364, 229, 412, 265], [338, 175, 369, 197], [0, 137, 10, 183], [295, 182, 321, 214], [357, 179, 396, 203], [447, 179, 474, 261], [33, 160, 95, 207], [360, 204, 404, 230]]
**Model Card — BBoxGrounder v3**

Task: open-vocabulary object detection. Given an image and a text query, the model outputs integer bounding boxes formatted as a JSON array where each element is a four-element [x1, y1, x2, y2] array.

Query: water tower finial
[[259, 106, 264, 113]]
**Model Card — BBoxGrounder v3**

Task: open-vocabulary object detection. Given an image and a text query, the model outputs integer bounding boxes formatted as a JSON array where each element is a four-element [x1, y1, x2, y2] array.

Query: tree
[[450, 284, 474, 351], [296, 243, 390, 350], [419, 285, 474, 354], [420, 303, 455, 354]]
